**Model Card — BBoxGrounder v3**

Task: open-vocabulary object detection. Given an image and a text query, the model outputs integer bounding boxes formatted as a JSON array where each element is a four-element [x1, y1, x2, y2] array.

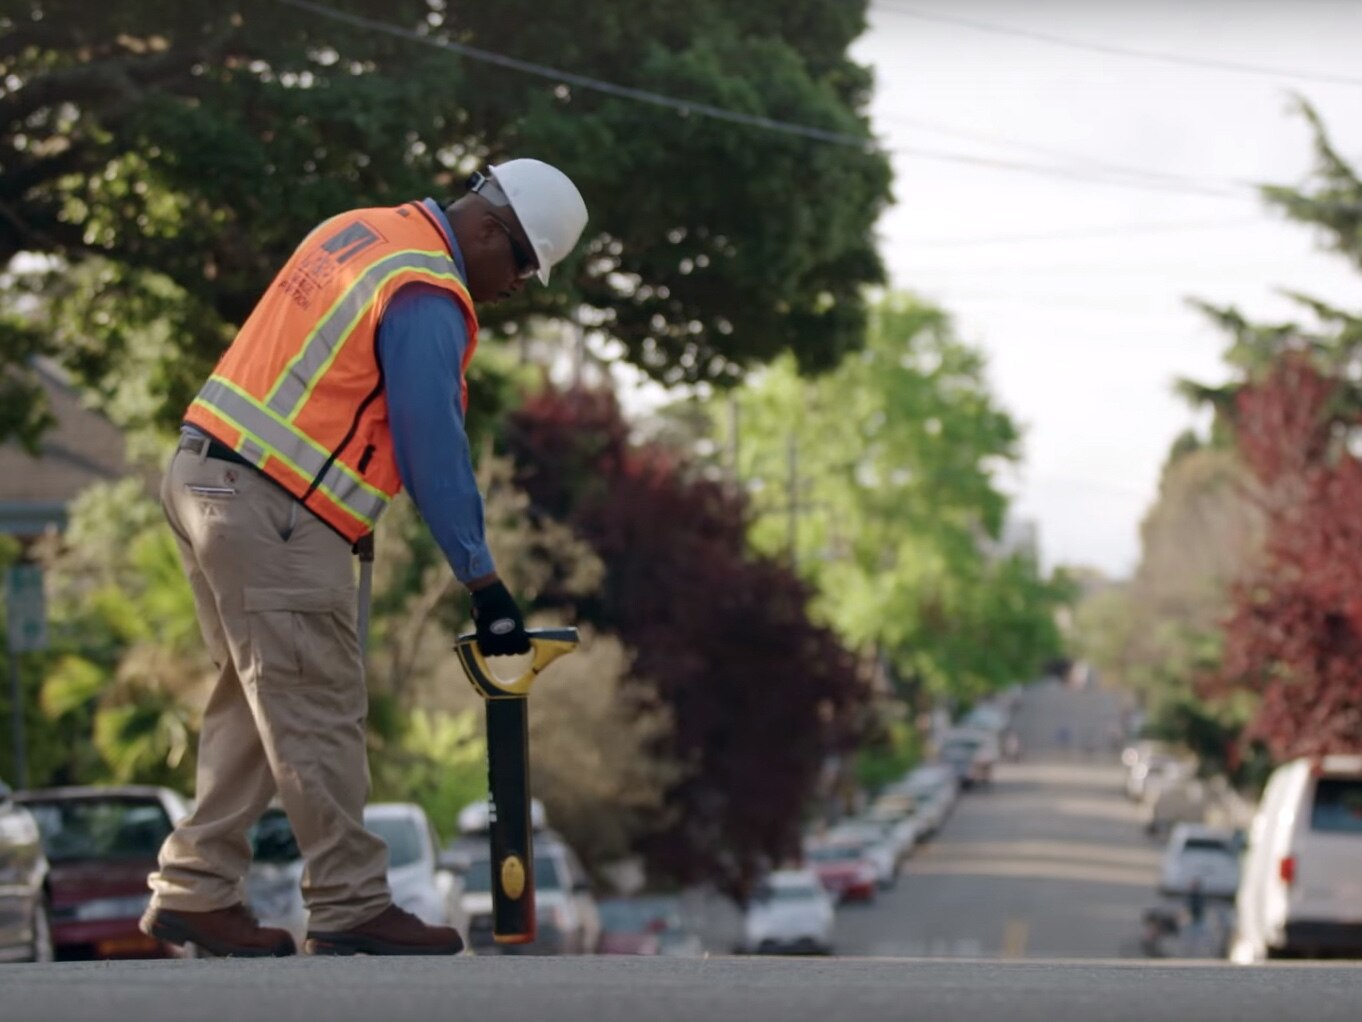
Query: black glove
[[471, 580, 531, 656]]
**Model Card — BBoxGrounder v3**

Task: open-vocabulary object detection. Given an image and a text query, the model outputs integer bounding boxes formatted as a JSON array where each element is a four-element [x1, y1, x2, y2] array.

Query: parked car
[[595, 895, 703, 957], [1159, 824, 1241, 898], [15, 785, 189, 960], [938, 729, 998, 789], [803, 841, 877, 904], [825, 822, 899, 889], [960, 701, 1010, 735], [1141, 764, 1205, 837], [739, 869, 834, 955], [244, 806, 306, 946], [868, 792, 927, 845], [363, 803, 466, 932], [0, 778, 52, 962], [1126, 748, 1188, 802], [891, 764, 959, 837], [452, 831, 600, 955], [1122, 739, 1170, 772], [849, 813, 918, 869], [1232, 755, 1362, 962], [244, 802, 467, 945]]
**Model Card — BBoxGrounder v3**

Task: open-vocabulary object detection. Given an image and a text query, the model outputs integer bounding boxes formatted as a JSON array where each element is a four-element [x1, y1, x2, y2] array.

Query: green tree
[[0, 0, 890, 441], [20, 478, 212, 789], [716, 295, 1068, 700], [1177, 100, 1362, 431]]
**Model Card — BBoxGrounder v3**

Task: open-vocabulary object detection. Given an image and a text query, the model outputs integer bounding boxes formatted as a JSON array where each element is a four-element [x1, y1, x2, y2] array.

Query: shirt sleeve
[[377, 284, 496, 584]]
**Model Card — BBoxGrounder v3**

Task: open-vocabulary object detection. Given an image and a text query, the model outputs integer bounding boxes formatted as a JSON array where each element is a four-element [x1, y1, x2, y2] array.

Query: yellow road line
[[1002, 918, 1029, 959]]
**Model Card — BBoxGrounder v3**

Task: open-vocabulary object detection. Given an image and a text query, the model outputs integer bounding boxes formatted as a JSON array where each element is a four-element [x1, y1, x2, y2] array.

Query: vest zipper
[[357, 444, 376, 475], [301, 340, 386, 506]]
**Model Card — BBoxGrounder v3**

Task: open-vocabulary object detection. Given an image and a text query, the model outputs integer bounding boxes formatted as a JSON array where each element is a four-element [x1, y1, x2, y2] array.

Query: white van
[[1231, 755, 1362, 962]]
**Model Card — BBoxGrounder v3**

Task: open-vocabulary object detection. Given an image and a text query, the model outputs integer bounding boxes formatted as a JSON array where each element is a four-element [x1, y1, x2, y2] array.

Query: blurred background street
[[833, 683, 1156, 959]]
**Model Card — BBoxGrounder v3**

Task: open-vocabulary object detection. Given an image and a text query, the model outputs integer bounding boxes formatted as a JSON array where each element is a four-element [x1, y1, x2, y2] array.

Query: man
[[139, 159, 588, 957]]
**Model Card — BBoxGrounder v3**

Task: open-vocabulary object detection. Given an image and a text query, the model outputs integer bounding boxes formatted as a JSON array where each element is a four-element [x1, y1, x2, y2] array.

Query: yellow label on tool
[[501, 855, 526, 900]]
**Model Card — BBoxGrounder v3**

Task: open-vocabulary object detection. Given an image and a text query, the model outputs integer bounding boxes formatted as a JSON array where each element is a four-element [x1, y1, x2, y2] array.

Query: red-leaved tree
[[507, 387, 867, 897], [1217, 354, 1362, 757]]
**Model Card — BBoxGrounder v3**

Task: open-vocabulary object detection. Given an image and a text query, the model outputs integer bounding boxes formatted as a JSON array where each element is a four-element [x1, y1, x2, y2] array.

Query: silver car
[[455, 834, 600, 955], [1159, 824, 1241, 898], [740, 869, 835, 955], [363, 803, 467, 932], [0, 778, 52, 962], [245, 803, 468, 945]]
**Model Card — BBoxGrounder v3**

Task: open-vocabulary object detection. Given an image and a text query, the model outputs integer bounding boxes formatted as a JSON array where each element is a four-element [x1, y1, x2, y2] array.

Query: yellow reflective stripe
[[193, 376, 388, 527], [264, 249, 469, 420]]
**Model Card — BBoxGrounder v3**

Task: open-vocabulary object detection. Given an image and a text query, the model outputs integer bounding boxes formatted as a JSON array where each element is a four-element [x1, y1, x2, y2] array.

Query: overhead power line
[[910, 218, 1266, 248], [872, 3, 1362, 88], [278, 0, 878, 150], [276, 0, 1302, 204], [877, 111, 1253, 193], [884, 144, 1246, 199]]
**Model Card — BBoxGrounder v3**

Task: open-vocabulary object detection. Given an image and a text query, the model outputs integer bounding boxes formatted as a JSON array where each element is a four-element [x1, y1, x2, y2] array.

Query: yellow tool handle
[[453, 627, 580, 699]]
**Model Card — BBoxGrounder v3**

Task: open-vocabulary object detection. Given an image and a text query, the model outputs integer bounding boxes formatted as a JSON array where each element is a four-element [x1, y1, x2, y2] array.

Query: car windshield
[[1181, 837, 1234, 857], [249, 809, 300, 864], [463, 853, 563, 893], [759, 882, 820, 903], [1311, 778, 1362, 834], [599, 898, 681, 932], [807, 845, 859, 863], [367, 815, 426, 868], [24, 797, 172, 863]]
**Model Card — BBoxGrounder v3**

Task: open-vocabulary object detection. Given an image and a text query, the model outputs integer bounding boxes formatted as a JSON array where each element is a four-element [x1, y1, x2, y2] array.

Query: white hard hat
[[487, 159, 588, 285]]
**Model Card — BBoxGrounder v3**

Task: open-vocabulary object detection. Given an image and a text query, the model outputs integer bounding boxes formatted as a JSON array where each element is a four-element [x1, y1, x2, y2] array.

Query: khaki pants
[[148, 447, 390, 931]]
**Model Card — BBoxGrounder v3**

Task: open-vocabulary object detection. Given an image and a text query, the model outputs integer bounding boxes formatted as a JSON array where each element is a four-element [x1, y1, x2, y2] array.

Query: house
[[0, 362, 128, 540]]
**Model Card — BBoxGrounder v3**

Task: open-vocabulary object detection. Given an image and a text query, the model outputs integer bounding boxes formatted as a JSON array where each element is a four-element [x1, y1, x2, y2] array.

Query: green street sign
[[5, 564, 47, 653]]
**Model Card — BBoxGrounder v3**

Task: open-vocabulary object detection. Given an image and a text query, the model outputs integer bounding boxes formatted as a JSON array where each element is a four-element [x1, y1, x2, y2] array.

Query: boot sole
[[304, 934, 465, 956], [144, 914, 296, 958]]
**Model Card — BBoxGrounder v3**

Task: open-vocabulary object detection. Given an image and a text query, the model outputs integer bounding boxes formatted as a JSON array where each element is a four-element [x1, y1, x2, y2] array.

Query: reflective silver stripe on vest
[[196, 378, 388, 529], [314, 456, 388, 526], [266, 249, 463, 420], [239, 437, 267, 465]]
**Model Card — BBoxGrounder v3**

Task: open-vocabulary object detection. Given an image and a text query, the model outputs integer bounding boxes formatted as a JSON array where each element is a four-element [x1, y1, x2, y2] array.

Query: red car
[[16, 786, 191, 960], [804, 842, 878, 904]]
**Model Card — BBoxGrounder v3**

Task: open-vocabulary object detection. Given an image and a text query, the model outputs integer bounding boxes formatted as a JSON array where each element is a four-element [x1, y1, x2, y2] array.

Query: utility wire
[[278, 0, 878, 150], [872, 3, 1362, 88], [909, 218, 1266, 248], [877, 111, 1253, 193], [279, 0, 1322, 205], [884, 144, 1246, 199]]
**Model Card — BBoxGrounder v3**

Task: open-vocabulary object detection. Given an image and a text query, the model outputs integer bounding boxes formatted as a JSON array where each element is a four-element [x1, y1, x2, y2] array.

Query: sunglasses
[[490, 216, 538, 280]]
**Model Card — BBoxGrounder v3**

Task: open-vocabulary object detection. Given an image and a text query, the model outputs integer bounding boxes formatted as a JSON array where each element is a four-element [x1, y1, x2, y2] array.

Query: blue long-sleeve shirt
[[376, 199, 495, 584]]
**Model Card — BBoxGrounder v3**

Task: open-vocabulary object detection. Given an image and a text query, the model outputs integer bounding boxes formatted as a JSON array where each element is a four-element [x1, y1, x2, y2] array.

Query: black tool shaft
[[486, 697, 535, 943]]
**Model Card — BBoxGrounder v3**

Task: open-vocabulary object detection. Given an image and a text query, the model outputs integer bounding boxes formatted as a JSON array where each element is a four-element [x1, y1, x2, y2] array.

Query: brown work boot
[[141, 902, 297, 957], [304, 904, 465, 956]]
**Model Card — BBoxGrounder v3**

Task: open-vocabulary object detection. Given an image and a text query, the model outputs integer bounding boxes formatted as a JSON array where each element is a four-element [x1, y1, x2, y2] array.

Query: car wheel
[[30, 894, 54, 963]]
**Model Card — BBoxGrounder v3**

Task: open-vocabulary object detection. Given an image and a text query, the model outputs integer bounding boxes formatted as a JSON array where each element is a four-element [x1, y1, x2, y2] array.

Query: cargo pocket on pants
[[243, 587, 361, 695]]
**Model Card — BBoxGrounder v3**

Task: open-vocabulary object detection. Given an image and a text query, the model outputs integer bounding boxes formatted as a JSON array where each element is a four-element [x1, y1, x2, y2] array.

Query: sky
[[850, 0, 1362, 577]]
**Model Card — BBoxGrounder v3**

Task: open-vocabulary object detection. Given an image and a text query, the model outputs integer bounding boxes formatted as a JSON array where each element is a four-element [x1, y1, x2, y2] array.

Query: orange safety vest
[[184, 201, 479, 543]]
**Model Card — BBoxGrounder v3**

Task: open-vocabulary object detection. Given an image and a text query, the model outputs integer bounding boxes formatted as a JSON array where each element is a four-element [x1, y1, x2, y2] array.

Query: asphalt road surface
[[6, 955, 1362, 1022], [835, 680, 1160, 958]]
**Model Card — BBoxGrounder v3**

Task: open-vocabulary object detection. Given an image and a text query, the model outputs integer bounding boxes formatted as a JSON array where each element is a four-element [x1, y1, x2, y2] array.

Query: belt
[[177, 432, 255, 469], [178, 429, 371, 557]]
